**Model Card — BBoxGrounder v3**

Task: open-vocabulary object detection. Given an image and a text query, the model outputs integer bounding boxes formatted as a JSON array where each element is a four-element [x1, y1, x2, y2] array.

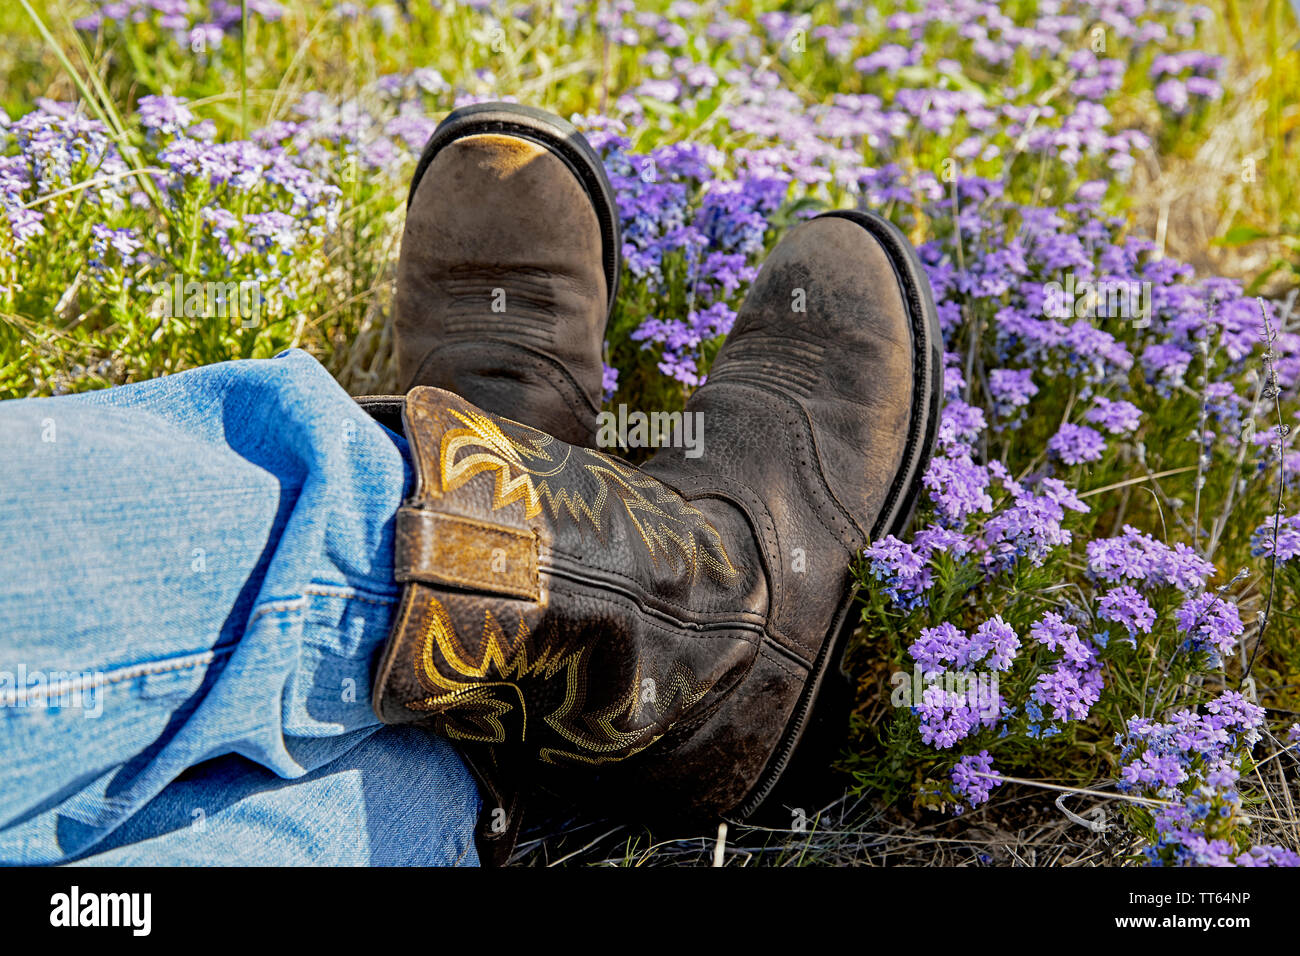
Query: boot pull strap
[[395, 508, 540, 601]]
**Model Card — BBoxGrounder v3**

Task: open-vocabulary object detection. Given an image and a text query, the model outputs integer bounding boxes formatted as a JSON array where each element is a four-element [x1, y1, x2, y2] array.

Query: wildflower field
[[2, 0, 1300, 866]]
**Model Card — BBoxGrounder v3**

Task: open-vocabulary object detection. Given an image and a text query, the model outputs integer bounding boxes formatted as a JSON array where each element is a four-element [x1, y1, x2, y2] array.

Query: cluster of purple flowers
[[1, 101, 124, 252], [0, 87, 362, 363], [1097, 585, 1156, 638], [740, 3, 1299, 861], [1174, 592, 1245, 661], [75, 0, 284, 53], [1086, 525, 1217, 592], [988, 367, 1038, 425], [578, 121, 785, 387], [863, 534, 933, 611], [910, 616, 1021, 674], [1150, 50, 1224, 115], [981, 477, 1089, 572], [1118, 692, 1263, 797], [1029, 613, 1103, 725], [1049, 422, 1107, 465], [1145, 776, 1300, 866], [1251, 511, 1300, 563], [472, 0, 1270, 404], [1085, 396, 1142, 435], [905, 618, 1017, 749], [916, 683, 1001, 750], [1118, 692, 1298, 865], [950, 750, 1000, 809]]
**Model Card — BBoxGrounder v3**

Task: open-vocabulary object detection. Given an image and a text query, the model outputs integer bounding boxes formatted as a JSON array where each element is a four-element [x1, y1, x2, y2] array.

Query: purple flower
[[1154, 78, 1189, 114], [1204, 691, 1265, 743], [1048, 423, 1106, 465], [1029, 612, 1078, 651], [1085, 396, 1142, 435], [137, 95, 195, 136], [1251, 511, 1300, 562], [916, 683, 999, 749], [1038, 478, 1089, 514], [3, 207, 44, 246], [1122, 750, 1188, 790], [989, 367, 1037, 420], [1098, 585, 1156, 636], [1157, 543, 1216, 592], [855, 44, 918, 74], [89, 222, 143, 266], [923, 454, 992, 524], [601, 363, 619, 402], [951, 751, 1001, 808], [1234, 846, 1300, 867], [967, 616, 1020, 672], [1086, 526, 1213, 592], [910, 526, 974, 571], [243, 211, 299, 252], [864, 535, 933, 610], [909, 622, 966, 674], [632, 78, 682, 104], [1186, 76, 1222, 101], [1032, 663, 1102, 722], [937, 400, 987, 450], [1143, 343, 1192, 392], [981, 489, 1073, 570], [1175, 592, 1244, 660]]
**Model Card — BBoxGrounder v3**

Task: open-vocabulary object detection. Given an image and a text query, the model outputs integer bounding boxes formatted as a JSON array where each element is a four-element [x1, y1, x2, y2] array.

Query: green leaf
[[1244, 258, 1289, 294], [1214, 225, 1272, 246]]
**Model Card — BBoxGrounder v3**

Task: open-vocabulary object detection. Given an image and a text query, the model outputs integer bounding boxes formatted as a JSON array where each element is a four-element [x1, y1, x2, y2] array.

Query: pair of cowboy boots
[[358, 103, 943, 864]]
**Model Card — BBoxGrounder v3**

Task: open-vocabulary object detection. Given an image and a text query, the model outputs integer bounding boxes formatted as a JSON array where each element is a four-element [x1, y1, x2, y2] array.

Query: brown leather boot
[[370, 210, 941, 854], [374, 102, 620, 448]]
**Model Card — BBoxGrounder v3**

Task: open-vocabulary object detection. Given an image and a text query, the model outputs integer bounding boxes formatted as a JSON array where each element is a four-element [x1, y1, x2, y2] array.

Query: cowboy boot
[[360, 102, 620, 448], [370, 210, 941, 843]]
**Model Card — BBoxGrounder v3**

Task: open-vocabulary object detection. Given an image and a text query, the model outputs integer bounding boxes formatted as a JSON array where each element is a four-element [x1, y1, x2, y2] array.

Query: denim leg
[[0, 349, 479, 864], [68, 727, 480, 866]]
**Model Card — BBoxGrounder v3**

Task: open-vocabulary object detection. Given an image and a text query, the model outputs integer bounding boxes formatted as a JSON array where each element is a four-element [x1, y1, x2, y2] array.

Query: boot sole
[[736, 208, 943, 821], [407, 101, 622, 323]]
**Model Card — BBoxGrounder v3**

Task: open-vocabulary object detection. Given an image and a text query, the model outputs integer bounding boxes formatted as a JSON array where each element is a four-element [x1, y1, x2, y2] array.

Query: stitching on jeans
[[1, 647, 234, 707], [302, 586, 397, 607], [99, 651, 226, 687], [5, 591, 396, 709], [247, 588, 396, 627], [248, 598, 310, 625]]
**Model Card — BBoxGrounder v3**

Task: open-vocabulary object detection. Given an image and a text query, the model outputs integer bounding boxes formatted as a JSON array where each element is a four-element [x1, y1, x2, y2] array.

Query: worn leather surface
[[372, 388, 769, 779], [371, 214, 929, 824], [393, 132, 608, 447], [647, 216, 914, 666]]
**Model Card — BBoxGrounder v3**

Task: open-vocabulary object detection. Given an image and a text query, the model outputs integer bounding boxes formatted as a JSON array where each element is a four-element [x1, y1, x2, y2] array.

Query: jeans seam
[[1, 646, 235, 707], [302, 584, 397, 607], [247, 597, 310, 625], [6, 591, 396, 707]]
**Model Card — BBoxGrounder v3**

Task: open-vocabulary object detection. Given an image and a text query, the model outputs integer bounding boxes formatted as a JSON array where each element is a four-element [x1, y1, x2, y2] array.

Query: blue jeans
[[0, 349, 481, 865]]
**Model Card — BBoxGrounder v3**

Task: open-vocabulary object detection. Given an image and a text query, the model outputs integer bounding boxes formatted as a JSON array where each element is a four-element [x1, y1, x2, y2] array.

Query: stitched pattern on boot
[[407, 595, 714, 765], [438, 406, 740, 585]]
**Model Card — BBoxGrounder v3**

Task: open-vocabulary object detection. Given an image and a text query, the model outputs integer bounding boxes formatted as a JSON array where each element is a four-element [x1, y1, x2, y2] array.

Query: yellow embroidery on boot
[[438, 408, 739, 584], [407, 597, 715, 764]]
